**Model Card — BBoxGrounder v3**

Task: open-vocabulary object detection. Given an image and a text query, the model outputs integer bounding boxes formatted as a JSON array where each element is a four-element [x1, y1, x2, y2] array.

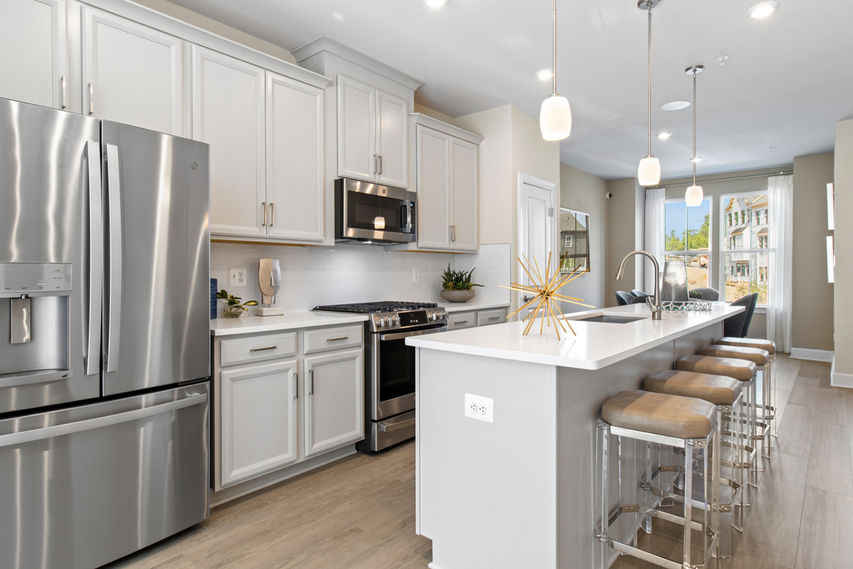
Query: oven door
[[370, 326, 446, 421], [336, 179, 416, 243]]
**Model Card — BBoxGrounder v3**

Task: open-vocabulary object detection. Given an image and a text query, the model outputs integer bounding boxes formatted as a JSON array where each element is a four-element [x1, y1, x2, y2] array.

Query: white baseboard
[[831, 357, 853, 389], [790, 347, 834, 362]]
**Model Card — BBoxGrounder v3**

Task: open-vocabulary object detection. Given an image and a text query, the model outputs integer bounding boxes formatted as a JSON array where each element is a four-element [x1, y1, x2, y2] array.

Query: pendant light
[[684, 65, 705, 207], [637, 0, 662, 187], [539, 0, 572, 141]]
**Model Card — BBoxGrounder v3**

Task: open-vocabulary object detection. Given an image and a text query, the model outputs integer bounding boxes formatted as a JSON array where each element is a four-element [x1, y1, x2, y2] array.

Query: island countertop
[[407, 302, 743, 370]]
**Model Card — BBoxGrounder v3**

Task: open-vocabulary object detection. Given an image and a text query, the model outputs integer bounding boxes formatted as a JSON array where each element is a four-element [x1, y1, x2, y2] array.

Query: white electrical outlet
[[229, 267, 247, 287], [412, 268, 419, 282], [464, 393, 494, 423]]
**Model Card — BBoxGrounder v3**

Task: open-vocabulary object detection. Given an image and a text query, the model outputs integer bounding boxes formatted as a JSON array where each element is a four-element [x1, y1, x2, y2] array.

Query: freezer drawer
[[0, 383, 210, 569]]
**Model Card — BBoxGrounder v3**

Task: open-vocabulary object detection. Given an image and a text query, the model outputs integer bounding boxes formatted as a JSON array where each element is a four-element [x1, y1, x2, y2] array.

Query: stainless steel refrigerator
[[0, 97, 210, 569]]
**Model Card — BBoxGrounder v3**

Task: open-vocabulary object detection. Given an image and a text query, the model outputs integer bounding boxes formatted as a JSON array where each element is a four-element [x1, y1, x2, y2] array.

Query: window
[[664, 198, 712, 289], [721, 192, 771, 304]]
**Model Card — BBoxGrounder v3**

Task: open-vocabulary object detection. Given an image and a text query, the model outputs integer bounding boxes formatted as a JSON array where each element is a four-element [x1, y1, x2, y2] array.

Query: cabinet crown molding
[[293, 37, 422, 92], [411, 112, 483, 145]]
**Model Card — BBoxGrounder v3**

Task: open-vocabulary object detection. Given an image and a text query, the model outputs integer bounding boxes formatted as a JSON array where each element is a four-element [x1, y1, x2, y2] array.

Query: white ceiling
[[167, 0, 853, 180]]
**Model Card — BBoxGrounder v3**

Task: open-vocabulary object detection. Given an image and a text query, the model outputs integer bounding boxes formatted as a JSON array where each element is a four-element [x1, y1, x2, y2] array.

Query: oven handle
[[379, 415, 416, 432], [380, 326, 447, 342]]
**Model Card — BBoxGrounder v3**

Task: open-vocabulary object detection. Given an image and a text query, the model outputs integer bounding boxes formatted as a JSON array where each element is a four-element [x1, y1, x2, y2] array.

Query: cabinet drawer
[[447, 311, 476, 330], [477, 308, 507, 327], [220, 332, 297, 367], [303, 324, 363, 354]]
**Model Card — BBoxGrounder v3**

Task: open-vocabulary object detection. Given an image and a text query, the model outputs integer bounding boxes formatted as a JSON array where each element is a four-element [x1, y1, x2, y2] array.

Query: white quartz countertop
[[440, 301, 511, 314], [210, 311, 368, 336], [407, 303, 743, 370]]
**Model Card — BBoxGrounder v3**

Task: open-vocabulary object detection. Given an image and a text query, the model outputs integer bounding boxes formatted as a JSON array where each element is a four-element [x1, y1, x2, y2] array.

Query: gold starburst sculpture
[[502, 253, 594, 340]]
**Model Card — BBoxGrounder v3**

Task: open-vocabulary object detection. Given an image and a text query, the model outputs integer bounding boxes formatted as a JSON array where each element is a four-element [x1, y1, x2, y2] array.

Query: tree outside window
[[664, 198, 712, 289]]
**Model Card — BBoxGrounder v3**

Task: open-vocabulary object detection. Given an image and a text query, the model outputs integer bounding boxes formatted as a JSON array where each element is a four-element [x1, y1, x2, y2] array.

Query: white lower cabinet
[[220, 359, 299, 486], [303, 349, 365, 458]]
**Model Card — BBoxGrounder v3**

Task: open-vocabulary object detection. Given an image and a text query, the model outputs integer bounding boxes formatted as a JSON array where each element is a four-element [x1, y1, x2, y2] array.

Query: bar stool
[[644, 370, 745, 560], [715, 337, 777, 440], [695, 345, 772, 463], [675, 355, 760, 491], [596, 390, 718, 569]]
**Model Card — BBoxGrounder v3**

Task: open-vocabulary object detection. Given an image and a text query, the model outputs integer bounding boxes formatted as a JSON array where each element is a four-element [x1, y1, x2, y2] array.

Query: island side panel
[[673, 321, 722, 360], [557, 341, 676, 569], [417, 349, 559, 569]]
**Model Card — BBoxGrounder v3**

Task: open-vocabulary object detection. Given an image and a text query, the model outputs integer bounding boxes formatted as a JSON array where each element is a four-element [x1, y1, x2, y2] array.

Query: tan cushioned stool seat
[[715, 337, 776, 355], [602, 390, 715, 439], [644, 370, 741, 406], [676, 355, 757, 381], [696, 344, 769, 366]]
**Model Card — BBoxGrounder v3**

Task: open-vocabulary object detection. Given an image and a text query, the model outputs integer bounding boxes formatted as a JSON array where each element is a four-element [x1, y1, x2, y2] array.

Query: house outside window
[[721, 192, 771, 304], [664, 198, 712, 289]]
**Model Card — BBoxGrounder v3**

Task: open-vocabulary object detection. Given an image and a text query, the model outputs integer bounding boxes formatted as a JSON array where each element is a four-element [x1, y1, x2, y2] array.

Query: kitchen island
[[407, 303, 743, 569]]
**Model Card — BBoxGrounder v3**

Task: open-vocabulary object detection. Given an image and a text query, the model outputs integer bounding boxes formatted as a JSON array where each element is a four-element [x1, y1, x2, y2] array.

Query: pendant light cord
[[647, 3, 653, 156], [692, 71, 697, 183], [552, 0, 558, 96]]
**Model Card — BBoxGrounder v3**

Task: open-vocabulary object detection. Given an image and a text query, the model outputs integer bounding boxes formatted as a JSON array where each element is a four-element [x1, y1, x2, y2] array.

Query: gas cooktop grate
[[313, 301, 439, 314]]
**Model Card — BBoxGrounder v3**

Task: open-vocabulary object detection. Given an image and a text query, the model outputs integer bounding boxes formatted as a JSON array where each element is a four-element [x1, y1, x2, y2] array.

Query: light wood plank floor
[[107, 355, 850, 569]]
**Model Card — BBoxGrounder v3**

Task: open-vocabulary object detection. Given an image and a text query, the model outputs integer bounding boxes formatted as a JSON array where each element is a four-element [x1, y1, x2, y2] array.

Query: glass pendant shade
[[539, 95, 572, 141], [637, 155, 661, 186], [685, 184, 704, 207]]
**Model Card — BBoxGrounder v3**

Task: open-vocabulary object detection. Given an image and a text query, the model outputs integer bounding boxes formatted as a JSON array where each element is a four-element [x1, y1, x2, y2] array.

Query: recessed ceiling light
[[749, 1, 779, 19], [716, 54, 729, 66], [536, 69, 553, 82], [660, 100, 690, 111], [657, 131, 672, 141], [425, 0, 448, 9], [331, 11, 344, 21]]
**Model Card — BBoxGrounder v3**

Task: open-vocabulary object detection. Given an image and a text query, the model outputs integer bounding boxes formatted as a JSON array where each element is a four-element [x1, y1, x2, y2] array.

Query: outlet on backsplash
[[228, 267, 247, 288]]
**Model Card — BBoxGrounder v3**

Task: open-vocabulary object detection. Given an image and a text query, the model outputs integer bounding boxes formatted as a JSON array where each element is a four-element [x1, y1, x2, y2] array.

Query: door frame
[[517, 173, 558, 312]]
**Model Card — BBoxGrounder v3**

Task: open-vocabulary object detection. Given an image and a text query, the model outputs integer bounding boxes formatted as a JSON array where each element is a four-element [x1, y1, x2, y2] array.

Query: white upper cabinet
[[416, 125, 451, 250], [266, 72, 325, 242], [337, 74, 408, 188], [0, 0, 68, 110], [192, 46, 265, 238], [82, 6, 188, 136], [413, 117, 481, 252], [375, 91, 408, 188]]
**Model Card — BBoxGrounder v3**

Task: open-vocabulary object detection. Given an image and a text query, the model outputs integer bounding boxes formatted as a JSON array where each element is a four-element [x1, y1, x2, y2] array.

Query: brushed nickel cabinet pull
[[377, 154, 383, 176], [88, 82, 94, 115], [60, 76, 67, 109], [269, 202, 275, 227], [293, 371, 299, 399], [326, 336, 349, 343], [309, 370, 314, 395], [249, 345, 277, 353], [261, 202, 267, 226]]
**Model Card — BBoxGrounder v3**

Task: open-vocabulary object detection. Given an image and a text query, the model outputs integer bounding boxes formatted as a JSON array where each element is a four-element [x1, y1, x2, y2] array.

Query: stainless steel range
[[314, 301, 447, 451]]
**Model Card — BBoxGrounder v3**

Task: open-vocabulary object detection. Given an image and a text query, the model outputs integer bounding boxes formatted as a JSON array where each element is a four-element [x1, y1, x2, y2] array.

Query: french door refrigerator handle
[[85, 140, 103, 376], [105, 143, 123, 373], [0, 392, 208, 448]]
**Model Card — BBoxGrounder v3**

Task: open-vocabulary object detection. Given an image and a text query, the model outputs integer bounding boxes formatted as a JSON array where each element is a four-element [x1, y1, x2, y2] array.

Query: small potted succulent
[[440, 265, 483, 303], [217, 289, 258, 318]]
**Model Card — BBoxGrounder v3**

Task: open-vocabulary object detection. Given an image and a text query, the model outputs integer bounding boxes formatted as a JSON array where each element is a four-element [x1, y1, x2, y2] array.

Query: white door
[[337, 75, 375, 181], [192, 46, 265, 238], [518, 175, 556, 311], [266, 72, 325, 242], [219, 359, 299, 487], [82, 6, 188, 135], [450, 138, 478, 251], [303, 349, 364, 458], [375, 90, 408, 188], [0, 0, 67, 109], [416, 125, 451, 250]]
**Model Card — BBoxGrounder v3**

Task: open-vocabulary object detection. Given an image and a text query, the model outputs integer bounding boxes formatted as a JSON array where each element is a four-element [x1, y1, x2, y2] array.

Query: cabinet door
[[266, 72, 325, 242], [450, 138, 479, 251], [82, 6, 187, 136], [416, 125, 452, 250], [0, 0, 67, 109], [337, 75, 375, 181], [220, 359, 299, 487], [303, 349, 364, 458], [375, 90, 408, 188], [192, 46, 265, 238]]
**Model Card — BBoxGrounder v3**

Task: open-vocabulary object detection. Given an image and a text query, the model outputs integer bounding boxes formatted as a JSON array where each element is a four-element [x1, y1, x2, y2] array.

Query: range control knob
[[378, 317, 387, 327]]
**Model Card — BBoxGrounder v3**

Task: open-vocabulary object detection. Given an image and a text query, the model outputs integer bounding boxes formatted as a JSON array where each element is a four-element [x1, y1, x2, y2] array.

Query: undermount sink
[[572, 315, 647, 324]]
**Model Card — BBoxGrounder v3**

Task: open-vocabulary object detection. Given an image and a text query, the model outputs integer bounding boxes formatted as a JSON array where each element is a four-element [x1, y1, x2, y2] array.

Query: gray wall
[[559, 163, 606, 310], [835, 121, 853, 378], [604, 178, 640, 306], [792, 153, 835, 352]]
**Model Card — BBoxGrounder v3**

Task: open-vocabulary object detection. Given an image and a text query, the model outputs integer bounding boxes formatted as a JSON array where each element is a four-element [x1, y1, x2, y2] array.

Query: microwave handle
[[404, 202, 414, 233]]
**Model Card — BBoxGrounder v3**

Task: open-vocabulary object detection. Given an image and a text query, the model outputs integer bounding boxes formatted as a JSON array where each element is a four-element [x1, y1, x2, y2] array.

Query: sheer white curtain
[[767, 174, 793, 352], [643, 188, 666, 293]]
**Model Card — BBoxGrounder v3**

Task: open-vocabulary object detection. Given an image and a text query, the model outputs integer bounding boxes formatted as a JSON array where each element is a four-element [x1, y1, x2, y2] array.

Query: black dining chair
[[631, 289, 648, 298], [724, 293, 758, 337], [690, 287, 720, 301], [615, 291, 635, 306]]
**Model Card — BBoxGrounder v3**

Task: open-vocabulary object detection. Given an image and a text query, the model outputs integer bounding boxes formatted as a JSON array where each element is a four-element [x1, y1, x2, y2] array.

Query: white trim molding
[[831, 357, 853, 389], [790, 347, 834, 363]]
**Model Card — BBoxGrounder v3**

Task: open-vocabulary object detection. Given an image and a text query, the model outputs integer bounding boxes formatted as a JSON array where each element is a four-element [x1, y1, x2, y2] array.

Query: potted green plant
[[217, 289, 258, 318], [440, 265, 483, 303]]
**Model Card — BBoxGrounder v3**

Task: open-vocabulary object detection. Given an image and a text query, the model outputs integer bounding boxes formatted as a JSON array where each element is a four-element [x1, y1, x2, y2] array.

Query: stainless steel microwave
[[335, 178, 416, 244]]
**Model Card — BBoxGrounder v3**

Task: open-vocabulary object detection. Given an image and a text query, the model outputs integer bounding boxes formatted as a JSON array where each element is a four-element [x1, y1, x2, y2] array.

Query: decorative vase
[[222, 305, 245, 318], [440, 289, 475, 303]]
